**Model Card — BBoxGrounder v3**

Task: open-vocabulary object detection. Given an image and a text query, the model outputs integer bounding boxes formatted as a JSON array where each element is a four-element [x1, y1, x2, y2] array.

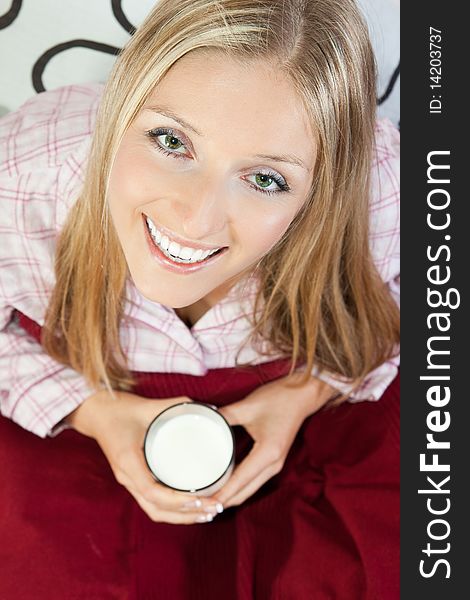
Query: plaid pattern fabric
[[0, 84, 400, 438]]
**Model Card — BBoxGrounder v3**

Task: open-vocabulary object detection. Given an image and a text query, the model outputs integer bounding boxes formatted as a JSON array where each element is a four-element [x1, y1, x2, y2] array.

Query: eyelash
[[145, 127, 291, 196]]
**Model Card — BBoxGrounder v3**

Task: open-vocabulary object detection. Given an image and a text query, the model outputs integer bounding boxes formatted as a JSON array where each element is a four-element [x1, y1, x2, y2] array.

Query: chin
[[132, 277, 204, 309]]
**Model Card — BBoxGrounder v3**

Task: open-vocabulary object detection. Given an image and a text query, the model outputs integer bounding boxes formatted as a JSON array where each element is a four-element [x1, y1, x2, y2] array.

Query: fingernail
[[182, 498, 202, 510], [202, 502, 224, 516], [203, 507, 217, 516], [196, 513, 213, 523]]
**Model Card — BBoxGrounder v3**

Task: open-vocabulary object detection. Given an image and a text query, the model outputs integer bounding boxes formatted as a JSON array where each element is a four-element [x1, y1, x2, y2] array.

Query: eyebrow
[[143, 105, 310, 171], [252, 153, 308, 171], [144, 106, 203, 136]]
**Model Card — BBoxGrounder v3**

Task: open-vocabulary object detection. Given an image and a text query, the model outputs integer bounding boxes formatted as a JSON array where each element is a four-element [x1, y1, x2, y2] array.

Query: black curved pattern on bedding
[[31, 0, 137, 93], [112, 0, 136, 35], [378, 62, 400, 105], [32, 40, 121, 93], [1, 0, 400, 125], [0, 0, 22, 29]]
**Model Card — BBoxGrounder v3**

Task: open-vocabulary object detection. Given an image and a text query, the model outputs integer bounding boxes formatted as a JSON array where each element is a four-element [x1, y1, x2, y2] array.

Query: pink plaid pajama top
[[0, 84, 400, 438]]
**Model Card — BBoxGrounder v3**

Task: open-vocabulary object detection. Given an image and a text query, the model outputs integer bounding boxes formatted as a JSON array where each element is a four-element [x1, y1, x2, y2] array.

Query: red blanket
[[0, 314, 399, 599]]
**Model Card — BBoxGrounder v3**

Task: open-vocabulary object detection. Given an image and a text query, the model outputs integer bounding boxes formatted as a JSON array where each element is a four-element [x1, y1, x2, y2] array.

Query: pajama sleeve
[[0, 84, 104, 438], [0, 308, 97, 438], [312, 118, 400, 401]]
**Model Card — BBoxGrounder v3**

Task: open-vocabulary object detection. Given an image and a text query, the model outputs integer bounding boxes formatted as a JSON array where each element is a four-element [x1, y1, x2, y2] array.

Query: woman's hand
[[66, 390, 223, 524], [213, 373, 339, 509]]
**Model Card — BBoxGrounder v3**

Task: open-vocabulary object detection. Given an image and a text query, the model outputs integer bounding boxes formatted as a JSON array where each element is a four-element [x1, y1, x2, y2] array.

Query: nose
[[175, 174, 227, 241]]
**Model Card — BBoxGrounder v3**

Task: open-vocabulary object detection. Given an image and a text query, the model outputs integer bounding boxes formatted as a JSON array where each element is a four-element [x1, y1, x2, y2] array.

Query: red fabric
[[1, 314, 400, 599]]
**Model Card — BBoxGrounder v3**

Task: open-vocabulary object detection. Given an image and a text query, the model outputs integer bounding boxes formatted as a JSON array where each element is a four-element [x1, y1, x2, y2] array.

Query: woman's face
[[108, 50, 316, 309]]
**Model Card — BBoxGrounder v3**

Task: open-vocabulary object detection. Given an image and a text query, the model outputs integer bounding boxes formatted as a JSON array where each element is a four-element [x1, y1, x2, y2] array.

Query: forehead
[[142, 50, 316, 168]]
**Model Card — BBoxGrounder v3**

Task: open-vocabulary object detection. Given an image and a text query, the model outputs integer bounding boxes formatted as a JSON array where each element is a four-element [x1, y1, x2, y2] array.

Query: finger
[[115, 448, 203, 512], [133, 493, 218, 525], [213, 442, 278, 506], [224, 461, 282, 508], [116, 447, 223, 515]]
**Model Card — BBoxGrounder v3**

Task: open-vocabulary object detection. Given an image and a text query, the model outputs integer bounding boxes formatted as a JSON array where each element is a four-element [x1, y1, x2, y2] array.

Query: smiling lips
[[145, 215, 225, 264]]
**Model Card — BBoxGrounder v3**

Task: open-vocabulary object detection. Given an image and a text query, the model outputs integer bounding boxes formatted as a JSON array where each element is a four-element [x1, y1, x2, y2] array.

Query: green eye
[[245, 171, 290, 195], [147, 128, 190, 159], [255, 174, 274, 188], [164, 135, 183, 150]]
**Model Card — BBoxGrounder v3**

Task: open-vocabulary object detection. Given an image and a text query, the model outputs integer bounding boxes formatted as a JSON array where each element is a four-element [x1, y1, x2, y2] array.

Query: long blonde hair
[[43, 0, 399, 401]]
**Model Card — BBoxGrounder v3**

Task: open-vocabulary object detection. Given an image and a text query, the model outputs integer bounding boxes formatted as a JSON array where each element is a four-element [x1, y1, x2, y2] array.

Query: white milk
[[146, 413, 233, 490]]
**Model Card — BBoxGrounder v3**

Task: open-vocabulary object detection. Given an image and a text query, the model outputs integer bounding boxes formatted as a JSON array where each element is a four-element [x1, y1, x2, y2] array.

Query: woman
[[0, 0, 400, 598]]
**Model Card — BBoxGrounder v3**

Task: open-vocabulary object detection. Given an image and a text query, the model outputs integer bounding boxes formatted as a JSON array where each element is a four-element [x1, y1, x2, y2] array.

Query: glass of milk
[[143, 402, 235, 496]]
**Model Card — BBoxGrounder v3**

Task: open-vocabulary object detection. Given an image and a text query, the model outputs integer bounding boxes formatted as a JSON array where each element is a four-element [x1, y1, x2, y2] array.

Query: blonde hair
[[43, 0, 399, 401]]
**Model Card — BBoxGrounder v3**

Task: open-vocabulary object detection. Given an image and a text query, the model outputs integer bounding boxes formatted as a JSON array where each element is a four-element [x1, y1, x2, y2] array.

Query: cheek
[[108, 145, 158, 210], [237, 205, 295, 256]]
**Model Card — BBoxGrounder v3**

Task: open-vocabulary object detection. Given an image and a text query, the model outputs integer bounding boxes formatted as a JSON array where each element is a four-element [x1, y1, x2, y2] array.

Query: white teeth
[[145, 215, 223, 264], [160, 235, 170, 251], [147, 217, 161, 243], [168, 241, 181, 256], [179, 246, 194, 260]]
